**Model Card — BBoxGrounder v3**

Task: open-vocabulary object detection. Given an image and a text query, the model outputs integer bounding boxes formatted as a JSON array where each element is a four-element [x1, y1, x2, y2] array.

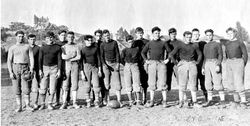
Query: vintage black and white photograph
[[1, 0, 250, 125]]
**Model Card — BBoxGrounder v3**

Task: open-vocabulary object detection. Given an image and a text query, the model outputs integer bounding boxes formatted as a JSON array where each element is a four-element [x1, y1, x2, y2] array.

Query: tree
[[116, 27, 129, 40], [1, 27, 11, 42], [58, 25, 68, 31], [9, 22, 31, 31], [130, 28, 136, 38], [236, 21, 250, 43]]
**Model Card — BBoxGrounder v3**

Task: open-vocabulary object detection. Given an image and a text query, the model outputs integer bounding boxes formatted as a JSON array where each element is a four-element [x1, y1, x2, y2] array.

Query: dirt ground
[[1, 61, 250, 126]]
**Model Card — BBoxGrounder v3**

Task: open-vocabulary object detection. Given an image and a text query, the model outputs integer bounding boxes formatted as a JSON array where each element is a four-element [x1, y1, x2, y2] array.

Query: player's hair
[[15, 31, 24, 36], [58, 30, 67, 35], [135, 27, 144, 33], [102, 29, 110, 34], [226, 27, 237, 33], [168, 28, 177, 35], [183, 31, 192, 37], [67, 31, 75, 36], [28, 34, 36, 39], [151, 26, 161, 33], [126, 35, 134, 41], [84, 35, 93, 40], [192, 28, 199, 32], [94, 29, 103, 35], [45, 31, 55, 38], [205, 29, 214, 34]]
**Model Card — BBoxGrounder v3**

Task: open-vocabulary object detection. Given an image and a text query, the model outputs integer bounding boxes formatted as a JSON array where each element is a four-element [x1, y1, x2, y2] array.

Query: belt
[[227, 57, 242, 60], [13, 63, 28, 65]]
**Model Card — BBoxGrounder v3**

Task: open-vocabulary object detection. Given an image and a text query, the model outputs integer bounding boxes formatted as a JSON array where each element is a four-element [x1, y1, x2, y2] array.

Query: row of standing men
[[7, 26, 248, 112]]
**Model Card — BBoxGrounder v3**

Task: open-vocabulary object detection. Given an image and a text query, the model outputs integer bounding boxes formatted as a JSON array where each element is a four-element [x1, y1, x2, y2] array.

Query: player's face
[[16, 34, 24, 43], [28, 37, 36, 45], [59, 32, 66, 42], [45, 36, 54, 44], [136, 31, 143, 40], [127, 40, 133, 48], [192, 31, 200, 41], [95, 33, 102, 41], [205, 32, 213, 42], [66, 34, 74, 44], [184, 34, 192, 44], [103, 33, 110, 42], [85, 38, 93, 47], [169, 32, 177, 40], [152, 31, 160, 40], [227, 30, 236, 40]]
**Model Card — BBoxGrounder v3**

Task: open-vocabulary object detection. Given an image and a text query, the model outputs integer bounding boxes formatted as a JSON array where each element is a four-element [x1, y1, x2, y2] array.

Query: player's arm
[[120, 49, 126, 65], [7, 47, 14, 74], [195, 44, 202, 64], [168, 46, 179, 65], [217, 43, 223, 65], [114, 42, 120, 64], [70, 46, 81, 61], [141, 42, 149, 62], [240, 42, 248, 66], [61, 46, 73, 60], [28, 46, 34, 72]]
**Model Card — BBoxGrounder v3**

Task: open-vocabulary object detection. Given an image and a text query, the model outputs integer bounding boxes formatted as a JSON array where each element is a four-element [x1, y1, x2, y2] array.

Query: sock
[[233, 92, 240, 102], [72, 91, 77, 104], [16, 95, 22, 107], [24, 94, 30, 106], [179, 90, 184, 102], [162, 90, 167, 101], [207, 91, 213, 101], [40, 94, 46, 105], [63, 90, 69, 104], [191, 91, 197, 103], [150, 90, 155, 102], [94, 92, 100, 102], [135, 92, 140, 101], [116, 90, 121, 102], [218, 91, 225, 101], [239, 92, 247, 103], [34, 92, 39, 105], [127, 92, 132, 101]]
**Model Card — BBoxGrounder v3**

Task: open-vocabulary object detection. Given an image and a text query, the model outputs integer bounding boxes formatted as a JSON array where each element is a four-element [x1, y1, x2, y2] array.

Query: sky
[[1, 0, 250, 38]]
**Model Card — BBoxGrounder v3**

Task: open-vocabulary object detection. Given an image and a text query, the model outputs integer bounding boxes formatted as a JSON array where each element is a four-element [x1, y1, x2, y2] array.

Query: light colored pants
[[39, 65, 58, 95], [124, 63, 141, 92], [204, 59, 223, 91], [30, 70, 40, 93], [177, 60, 197, 91], [147, 60, 167, 91], [63, 62, 79, 91], [103, 62, 122, 91], [83, 63, 100, 94], [226, 58, 245, 92], [12, 63, 31, 95]]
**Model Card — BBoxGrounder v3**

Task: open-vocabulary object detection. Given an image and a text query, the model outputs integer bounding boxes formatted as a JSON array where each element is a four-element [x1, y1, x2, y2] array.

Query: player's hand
[[163, 59, 169, 64], [215, 65, 220, 73], [81, 71, 87, 81], [30, 70, 34, 79], [115, 63, 120, 71], [70, 52, 77, 58], [98, 69, 102, 77], [145, 60, 150, 64], [39, 70, 44, 79], [56, 70, 61, 79], [10, 72, 16, 79], [144, 63, 148, 73], [202, 68, 205, 75]]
